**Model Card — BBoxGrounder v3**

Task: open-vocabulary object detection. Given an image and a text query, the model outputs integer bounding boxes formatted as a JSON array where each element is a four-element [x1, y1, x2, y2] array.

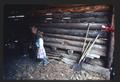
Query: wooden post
[[107, 13, 115, 68]]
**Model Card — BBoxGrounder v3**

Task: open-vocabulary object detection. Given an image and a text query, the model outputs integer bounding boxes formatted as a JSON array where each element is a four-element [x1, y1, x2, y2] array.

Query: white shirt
[[38, 38, 44, 48], [36, 38, 44, 48]]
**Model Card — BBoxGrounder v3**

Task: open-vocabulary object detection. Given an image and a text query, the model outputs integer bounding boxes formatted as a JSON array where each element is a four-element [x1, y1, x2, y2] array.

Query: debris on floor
[[4, 54, 106, 80]]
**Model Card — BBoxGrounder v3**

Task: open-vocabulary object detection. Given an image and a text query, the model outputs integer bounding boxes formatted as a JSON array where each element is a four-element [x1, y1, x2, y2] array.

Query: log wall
[[27, 4, 113, 70]]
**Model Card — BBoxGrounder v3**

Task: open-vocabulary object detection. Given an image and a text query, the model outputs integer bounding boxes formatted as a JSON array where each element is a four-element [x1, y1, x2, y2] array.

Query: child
[[35, 31, 49, 66]]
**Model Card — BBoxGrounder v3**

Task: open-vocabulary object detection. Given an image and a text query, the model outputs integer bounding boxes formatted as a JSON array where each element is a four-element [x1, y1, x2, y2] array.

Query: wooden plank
[[60, 53, 78, 60], [44, 42, 106, 56], [82, 63, 110, 80], [85, 58, 104, 67], [44, 37, 106, 50], [62, 58, 76, 65], [86, 53, 100, 59], [38, 28, 107, 38]]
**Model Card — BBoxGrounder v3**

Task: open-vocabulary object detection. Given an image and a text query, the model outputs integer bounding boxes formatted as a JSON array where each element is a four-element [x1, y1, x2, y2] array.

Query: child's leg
[[36, 58, 44, 66], [42, 58, 49, 66]]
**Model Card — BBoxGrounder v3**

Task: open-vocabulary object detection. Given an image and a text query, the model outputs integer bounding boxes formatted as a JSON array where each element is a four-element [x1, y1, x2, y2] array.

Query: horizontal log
[[45, 46, 106, 58], [44, 33, 107, 45], [38, 28, 107, 38], [45, 46, 104, 59], [51, 46, 57, 52], [44, 37, 106, 50], [28, 17, 110, 23], [31, 12, 112, 19], [45, 47, 77, 58], [45, 46, 80, 56], [45, 46, 68, 54], [47, 56, 61, 60], [44, 42, 106, 56], [36, 23, 108, 30], [82, 63, 110, 80], [44, 47, 52, 52], [50, 4, 111, 8], [68, 12, 112, 18], [41, 12, 111, 18], [31, 5, 111, 13], [53, 18, 109, 23], [44, 41, 106, 54], [47, 52, 61, 57]]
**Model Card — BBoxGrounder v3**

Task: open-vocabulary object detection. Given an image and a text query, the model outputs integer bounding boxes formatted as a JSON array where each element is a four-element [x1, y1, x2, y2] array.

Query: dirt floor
[[4, 51, 106, 80]]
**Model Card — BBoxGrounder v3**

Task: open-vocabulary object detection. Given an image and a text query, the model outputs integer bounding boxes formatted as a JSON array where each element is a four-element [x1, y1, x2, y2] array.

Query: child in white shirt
[[36, 31, 49, 66]]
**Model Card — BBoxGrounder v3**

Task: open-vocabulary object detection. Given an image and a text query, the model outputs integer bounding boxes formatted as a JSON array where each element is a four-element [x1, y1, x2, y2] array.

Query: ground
[[4, 48, 106, 80]]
